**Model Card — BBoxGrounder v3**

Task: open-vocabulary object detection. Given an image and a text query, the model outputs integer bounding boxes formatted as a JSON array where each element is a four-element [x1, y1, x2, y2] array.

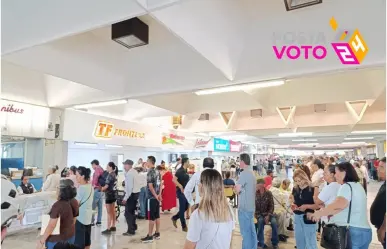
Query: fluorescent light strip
[[344, 137, 374, 140], [341, 142, 367, 145], [298, 143, 319, 146], [195, 80, 284, 95], [351, 130, 386, 134], [278, 132, 313, 137], [74, 142, 98, 147], [73, 99, 128, 109], [292, 139, 318, 142], [105, 144, 123, 148]]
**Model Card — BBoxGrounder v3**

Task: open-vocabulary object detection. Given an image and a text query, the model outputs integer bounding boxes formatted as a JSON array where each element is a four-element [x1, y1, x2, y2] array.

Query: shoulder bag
[[320, 183, 353, 249]]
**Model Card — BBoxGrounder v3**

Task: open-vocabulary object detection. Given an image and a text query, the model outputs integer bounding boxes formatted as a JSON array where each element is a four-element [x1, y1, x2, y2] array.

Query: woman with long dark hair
[[38, 179, 78, 249], [74, 166, 93, 249], [309, 162, 372, 249], [101, 162, 118, 235]]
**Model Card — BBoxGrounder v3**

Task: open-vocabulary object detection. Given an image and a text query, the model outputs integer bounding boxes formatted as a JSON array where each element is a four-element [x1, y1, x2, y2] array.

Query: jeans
[[125, 192, 139, 233], [256, 215, 279, 247], [172, 190, 188, 229], [238, 210, 257, 249], [45, 236, 75, 249], [92, 189, 103, 223], [349, 226, 372, 249], [294, 214, 318, 249], [139, 187, 147, 217]]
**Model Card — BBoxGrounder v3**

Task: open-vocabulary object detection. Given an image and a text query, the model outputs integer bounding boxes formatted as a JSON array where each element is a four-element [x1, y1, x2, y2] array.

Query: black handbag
[[320, 183, 353, 249]]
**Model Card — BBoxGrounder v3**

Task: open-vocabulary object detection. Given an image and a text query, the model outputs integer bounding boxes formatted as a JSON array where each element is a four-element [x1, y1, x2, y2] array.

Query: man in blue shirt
[[235, 153, 257, 249]]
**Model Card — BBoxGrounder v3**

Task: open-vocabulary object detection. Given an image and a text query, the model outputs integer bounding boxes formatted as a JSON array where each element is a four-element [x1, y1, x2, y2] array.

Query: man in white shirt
[[122, 159, 141, 236], [184, 157, 215, 211]]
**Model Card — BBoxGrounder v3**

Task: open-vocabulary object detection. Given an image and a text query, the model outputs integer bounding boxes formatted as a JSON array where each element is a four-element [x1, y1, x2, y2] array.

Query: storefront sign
[[162, 133, 185, 145], [94, 120, 145, 139], [229, 140, 242, 152], [194, 138, 211, 148], [1, 104, 24, 114], [213, 138, 230, 152]]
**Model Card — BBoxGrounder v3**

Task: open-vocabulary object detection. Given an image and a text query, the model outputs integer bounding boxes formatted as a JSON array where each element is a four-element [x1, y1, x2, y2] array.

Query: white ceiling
[[1, 0, 386, 148]]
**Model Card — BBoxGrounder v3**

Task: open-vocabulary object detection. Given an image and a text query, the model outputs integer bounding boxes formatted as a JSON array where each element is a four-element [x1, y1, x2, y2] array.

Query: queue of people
[[33, 154, 386, 249]]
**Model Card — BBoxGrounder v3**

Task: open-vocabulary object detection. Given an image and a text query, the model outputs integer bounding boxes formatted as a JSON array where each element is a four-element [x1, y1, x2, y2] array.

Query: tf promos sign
[[94, 120, 145, 139], [229, 140, 242, 152], [213, 138, 230, 152], [162, 133, 185, 145], [194, 138, 211, 148]]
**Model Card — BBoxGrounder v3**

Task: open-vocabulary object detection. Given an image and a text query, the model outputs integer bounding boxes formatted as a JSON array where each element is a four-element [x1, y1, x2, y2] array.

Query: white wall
[[24, 138, 44, 168]]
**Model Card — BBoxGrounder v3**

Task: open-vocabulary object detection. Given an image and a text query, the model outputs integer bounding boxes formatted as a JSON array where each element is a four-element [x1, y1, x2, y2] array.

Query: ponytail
[[77, 166, 91, 181]]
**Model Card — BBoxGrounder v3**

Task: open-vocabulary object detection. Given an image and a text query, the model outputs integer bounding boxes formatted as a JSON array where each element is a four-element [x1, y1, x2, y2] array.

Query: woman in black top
[[101, 162, 117, 234], [290, 169, 319, 249]]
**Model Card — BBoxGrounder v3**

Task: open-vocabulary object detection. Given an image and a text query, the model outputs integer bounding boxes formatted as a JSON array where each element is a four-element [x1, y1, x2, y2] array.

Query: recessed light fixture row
[[195, 80, 284, 95], [292, 139, 318, 142], [278, 132, 313, 137], [351, 130, 386, 134], [344, 137, 374, 140]]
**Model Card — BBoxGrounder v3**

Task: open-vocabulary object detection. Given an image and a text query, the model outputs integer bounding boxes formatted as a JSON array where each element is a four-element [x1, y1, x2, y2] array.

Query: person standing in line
[[90, 160, 104, 226], [74, 167, 93, 249], [235, 153, 257, 249], [183, 169, 235, 249], [184, 157, 215, 212], [160, 165, 176, 212], [137, 167, 148, 219], [141, 156, 163, 243], [122, 159, 141, 236], [172, 157, 190, 232], [370, 157, 386, 248], [42, 166, 61, 192], [101, 162, 118, 235], [67, 166, 80, 188]]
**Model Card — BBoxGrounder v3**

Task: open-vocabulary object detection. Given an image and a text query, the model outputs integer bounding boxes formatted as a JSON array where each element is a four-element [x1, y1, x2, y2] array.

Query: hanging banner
[[229, 140, 242, 152], [213, 138, 230, 152]]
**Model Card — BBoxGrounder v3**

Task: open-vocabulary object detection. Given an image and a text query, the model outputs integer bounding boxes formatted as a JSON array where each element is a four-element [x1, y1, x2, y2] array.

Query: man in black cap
[[122, 159, 141, 236]]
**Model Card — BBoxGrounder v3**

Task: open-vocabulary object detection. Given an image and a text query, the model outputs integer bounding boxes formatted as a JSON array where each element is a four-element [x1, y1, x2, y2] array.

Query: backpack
[[98, 171, 109, 187]]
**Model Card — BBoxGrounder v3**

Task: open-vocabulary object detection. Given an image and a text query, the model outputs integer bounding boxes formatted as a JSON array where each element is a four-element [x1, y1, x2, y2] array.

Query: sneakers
[[122, 232, 135, 236], [101, 229, 111, 235], [171, 218, 177, 228], [182, 227, 188, 232], [141, 235, 154, 243], [153, 232, 161, 240], [96, 222, 102, 226], [110, 227, 117, 232]]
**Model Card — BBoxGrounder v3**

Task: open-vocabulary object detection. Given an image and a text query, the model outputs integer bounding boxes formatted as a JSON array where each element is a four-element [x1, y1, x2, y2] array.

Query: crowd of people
[[26, 153, 385, 249]]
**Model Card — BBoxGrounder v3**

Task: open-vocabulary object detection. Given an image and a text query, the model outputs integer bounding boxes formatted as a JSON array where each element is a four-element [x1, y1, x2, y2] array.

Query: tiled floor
[[3, 181, 384, 249]]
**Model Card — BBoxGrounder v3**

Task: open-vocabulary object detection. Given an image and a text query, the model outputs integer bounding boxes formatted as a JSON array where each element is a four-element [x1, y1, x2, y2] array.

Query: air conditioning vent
[[314, 104, 327, 113], [250, 109, 263, 118], [198, 113, 209, 121]]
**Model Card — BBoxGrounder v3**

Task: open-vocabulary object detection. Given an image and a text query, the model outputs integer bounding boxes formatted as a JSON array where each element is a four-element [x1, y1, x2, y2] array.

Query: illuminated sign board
[[94, 120, 145, 139]]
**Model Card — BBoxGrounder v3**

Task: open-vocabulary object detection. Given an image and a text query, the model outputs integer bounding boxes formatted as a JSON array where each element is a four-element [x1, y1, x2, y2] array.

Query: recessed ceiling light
[[74, 142, 98, 147], [278, 132, 313, 137], [73, 99, 128, 109], [298, 143, 319, 146], [351, 130, 386, 134], [195, 80, 284, 96], [284, 0, 323, 11], [344, 137, 374, 140], [105, 144, 123, 148], [341, 142, 367, 145]]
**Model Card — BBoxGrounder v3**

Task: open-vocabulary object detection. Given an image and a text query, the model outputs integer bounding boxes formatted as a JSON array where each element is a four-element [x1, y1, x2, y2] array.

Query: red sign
[[1, 104, 24, 114], [194, 138, 211, 148], [170, 134, 185, 141], [229, 140, 242, 152]]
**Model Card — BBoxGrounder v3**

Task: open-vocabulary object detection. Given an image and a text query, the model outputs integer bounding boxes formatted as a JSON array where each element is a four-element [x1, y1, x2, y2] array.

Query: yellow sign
[[94, 120, 145, 139]]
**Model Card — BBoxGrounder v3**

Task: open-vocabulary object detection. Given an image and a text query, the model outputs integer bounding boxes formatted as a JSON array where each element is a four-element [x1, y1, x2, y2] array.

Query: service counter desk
[[11, 176, 44, 191], [8, 191, 56, 234]]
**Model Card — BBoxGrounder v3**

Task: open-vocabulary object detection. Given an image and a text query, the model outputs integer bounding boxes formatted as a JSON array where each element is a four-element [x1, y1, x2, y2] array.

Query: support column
[[42, 139, 68, 174], [376, 140, 386, 158]]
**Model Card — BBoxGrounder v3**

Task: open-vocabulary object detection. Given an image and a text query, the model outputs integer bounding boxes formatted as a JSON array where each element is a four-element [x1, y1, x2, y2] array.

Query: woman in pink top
[[67, 166, 80, 188]]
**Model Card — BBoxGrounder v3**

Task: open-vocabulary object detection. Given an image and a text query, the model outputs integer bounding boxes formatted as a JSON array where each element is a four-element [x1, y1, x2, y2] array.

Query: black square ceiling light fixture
[[111, 17, 149, 49], [284, 0, 322, 11]]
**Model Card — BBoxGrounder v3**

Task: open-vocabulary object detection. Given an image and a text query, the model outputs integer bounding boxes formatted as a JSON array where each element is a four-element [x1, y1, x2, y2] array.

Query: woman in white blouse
[[42, 166, 61, 191], [311, 159, 325, 191]]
